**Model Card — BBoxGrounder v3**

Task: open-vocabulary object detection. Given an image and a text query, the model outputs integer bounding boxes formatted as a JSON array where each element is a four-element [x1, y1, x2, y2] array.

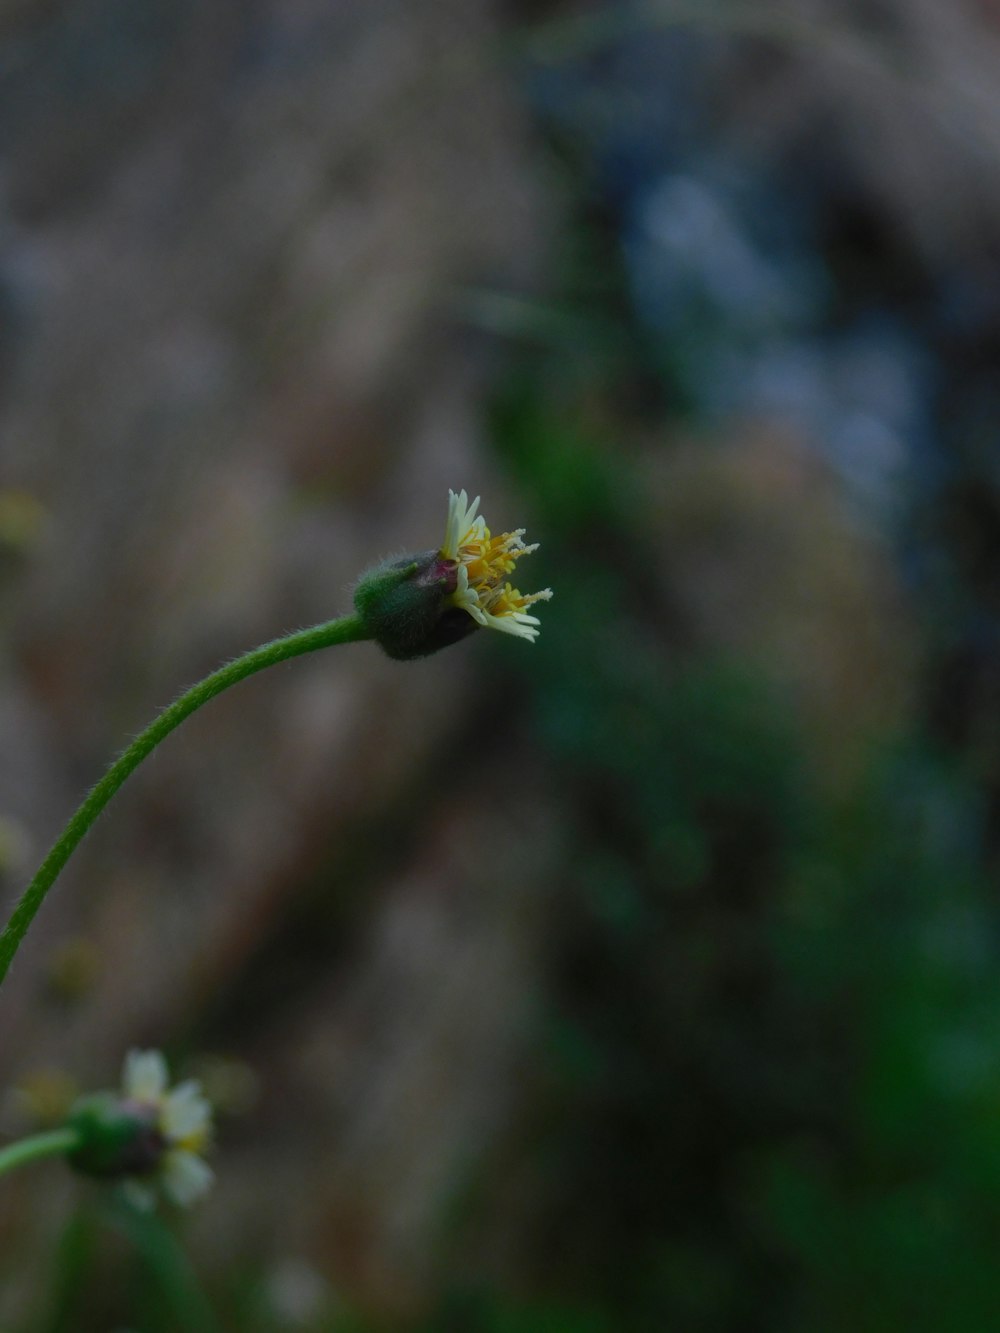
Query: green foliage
[[479, 271, 1000, 1327], [408, 1286, 615, 1333]]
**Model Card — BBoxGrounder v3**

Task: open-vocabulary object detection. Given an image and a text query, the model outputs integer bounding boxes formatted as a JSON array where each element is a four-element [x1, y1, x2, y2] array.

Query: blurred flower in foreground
[[355, 488, 552, 659], [68, 1049, 213, 1207]]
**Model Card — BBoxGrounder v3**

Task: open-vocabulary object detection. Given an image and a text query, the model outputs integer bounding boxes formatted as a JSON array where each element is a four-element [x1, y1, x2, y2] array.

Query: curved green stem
[[0, 1127, 80, 1178], [0, 613, 371, 986]]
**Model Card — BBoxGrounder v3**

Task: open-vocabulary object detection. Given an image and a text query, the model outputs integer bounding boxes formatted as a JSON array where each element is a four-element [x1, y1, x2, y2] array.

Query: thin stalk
[[106, 1195, 221, 1333], [0, 613, 371, 986], [0, 1127, 80, 1178]]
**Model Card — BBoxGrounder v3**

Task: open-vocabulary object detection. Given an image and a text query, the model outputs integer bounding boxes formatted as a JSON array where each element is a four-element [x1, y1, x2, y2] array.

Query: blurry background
[[2, 0, 1000, 1328]]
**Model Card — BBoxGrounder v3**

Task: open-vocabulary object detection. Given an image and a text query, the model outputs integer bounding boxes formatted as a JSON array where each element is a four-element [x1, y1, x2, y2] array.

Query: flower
[[353, 489, 552, 659], [68, 1049, 215, 1207], [119, 1049, 214, 1207], [441, 489, 552, 642]]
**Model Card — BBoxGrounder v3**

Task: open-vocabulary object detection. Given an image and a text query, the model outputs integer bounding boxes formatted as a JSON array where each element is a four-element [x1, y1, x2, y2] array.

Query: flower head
[[441, 490, 552, 642], [354, 489, 551, 659], [68, 1049, 214, 1208]]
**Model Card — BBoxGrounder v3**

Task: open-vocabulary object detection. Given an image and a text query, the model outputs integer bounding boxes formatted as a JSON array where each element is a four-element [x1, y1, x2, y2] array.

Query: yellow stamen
[[442, 490, 552, 642]]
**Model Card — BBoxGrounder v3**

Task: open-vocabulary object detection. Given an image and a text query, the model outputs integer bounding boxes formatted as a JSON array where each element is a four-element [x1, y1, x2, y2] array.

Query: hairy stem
[[0, 1127, 80, 1178], [0, 613, 371, 986]]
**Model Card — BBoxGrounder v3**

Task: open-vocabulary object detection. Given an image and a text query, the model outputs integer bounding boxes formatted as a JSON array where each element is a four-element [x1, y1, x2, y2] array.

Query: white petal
[[161, 1080, 211, 1143], [445, 490, 468, 555], [451, 566, 486, 621], [443, 490, 461, 557], [443, 489, 481, 557], [123, 1050, 168, 1104], [481, 611, 539, 640], [162, 1149, 214, 1207]]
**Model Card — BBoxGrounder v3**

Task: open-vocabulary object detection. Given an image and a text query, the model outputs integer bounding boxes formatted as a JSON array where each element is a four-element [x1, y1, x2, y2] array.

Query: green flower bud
[[67, 1050, 214, 1207], [66, 1092, 163, 1179], [353, 552, 478, 661]]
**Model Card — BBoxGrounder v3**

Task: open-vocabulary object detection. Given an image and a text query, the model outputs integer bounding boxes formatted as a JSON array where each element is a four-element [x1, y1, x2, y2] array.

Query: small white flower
[[122, 1049, 214, 1207], [441, 489, 552, 643]]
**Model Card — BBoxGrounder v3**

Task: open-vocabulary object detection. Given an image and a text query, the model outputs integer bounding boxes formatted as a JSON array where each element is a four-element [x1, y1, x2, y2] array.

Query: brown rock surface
[[0, 0, 552, 1316]]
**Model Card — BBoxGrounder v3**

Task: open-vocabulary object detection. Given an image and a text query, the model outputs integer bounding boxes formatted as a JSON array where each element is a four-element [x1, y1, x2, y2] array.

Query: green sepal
[[353, 551, 478, 660], [65, 1093, 163, 1179]]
